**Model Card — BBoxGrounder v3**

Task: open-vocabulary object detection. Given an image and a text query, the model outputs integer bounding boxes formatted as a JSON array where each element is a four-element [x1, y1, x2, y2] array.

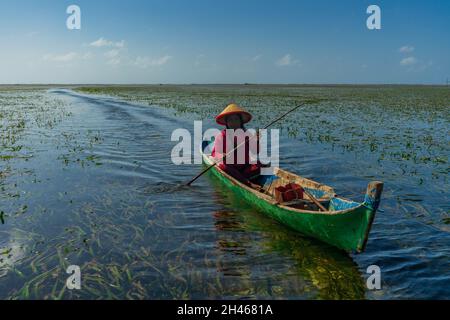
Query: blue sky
[[0, 0, 449, 84]]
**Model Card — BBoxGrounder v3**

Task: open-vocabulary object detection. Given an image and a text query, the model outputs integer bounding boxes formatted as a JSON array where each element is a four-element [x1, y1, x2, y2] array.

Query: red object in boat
[[275, 183, 304, 202]]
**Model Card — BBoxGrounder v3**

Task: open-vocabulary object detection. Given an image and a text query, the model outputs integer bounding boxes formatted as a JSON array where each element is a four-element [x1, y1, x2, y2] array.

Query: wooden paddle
[[300, 188, 328, 212]]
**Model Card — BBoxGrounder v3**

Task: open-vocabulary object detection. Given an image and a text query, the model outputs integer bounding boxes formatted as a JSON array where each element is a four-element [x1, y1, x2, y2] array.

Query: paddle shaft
[[186, 103, 307, 186], [302, 189, 328, 212]]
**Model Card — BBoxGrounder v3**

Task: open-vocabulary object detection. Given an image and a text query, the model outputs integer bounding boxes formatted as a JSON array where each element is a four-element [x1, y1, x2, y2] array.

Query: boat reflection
[[209, 175, 366, 299]]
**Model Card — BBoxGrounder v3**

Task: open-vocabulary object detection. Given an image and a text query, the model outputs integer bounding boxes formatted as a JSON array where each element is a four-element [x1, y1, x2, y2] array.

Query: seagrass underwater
[[1, 85, 448, 300]]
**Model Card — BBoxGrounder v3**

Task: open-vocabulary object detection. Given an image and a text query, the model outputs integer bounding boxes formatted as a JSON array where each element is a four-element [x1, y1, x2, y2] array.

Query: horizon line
[[1, 83, 449, 87]]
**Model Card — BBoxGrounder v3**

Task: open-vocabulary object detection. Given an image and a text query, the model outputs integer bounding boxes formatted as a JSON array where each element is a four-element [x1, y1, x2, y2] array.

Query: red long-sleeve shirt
[[211, 129, 261, 182]]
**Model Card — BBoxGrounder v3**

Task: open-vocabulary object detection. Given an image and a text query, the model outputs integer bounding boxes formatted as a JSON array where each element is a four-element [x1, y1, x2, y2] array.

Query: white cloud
[[251, 54, 262, 62], [398, 46, 432, 72], [90, 38, 110, 47], [400, 56, 418, 66], [44, 38, 171, 70], [43, 52, 78, 62], [42, 52, 94, 62], [133, 55, 172, 68], [115, 40, 125, 48], [104, 49, 121, 66], [104, 49, 120, 59], [152, 55, 172, 66], [43, 51, 93, 64], [399, 45, 415, 53], [90, 37, 125, 48], [401, 58, 433, 72], [276, 54, 299, 67], [107, 58, 121, 66]]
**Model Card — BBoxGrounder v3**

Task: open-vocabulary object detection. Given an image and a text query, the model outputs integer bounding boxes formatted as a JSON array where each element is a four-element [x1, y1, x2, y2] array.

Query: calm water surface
[[0, 87, 448, 299]]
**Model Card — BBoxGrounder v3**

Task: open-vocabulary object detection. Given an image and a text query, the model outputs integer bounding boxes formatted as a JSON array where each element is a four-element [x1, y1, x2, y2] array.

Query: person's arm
[[211, 131, 224, 160]]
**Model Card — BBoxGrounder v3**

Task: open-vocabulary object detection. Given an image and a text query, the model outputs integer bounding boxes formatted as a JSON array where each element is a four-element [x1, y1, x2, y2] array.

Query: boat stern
[[357, 181, 384, 252], [363, 181, 384, 212]]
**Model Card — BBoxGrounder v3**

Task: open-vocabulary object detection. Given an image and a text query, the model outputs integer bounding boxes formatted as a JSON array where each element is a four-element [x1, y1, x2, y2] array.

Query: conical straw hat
[[215, 103, 252, 126]]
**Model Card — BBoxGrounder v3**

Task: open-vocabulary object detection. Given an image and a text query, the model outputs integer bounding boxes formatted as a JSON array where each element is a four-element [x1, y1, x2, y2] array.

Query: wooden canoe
[[201, 141, 383, 253]]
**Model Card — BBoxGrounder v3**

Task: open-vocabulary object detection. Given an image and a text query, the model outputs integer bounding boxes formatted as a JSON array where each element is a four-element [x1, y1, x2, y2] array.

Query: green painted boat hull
[[202, 143, 383, 253]]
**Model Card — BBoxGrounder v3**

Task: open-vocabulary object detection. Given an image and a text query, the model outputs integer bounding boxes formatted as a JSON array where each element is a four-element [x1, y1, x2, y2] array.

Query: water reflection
[[209, 175, 366, 299]]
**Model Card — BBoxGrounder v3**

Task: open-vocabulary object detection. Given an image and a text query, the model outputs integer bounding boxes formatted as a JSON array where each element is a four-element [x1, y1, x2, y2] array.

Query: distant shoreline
[[1, 83, 449, 88]]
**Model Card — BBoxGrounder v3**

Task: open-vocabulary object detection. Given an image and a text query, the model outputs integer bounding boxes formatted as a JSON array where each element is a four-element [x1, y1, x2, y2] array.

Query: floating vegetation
[[76, 85, 449, 175], [0, 85, 449, 300]]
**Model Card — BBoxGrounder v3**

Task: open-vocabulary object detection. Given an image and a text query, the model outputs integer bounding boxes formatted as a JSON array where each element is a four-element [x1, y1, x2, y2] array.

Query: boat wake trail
[[137, 181, 191, 194]]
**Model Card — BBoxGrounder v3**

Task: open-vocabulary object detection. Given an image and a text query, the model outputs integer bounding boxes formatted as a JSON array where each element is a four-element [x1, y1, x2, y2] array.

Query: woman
[[211, 103, 262, 189]]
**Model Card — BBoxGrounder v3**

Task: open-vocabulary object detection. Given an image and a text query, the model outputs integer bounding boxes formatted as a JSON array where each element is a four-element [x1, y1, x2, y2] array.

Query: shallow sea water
[[0, 86, 448, 299]]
